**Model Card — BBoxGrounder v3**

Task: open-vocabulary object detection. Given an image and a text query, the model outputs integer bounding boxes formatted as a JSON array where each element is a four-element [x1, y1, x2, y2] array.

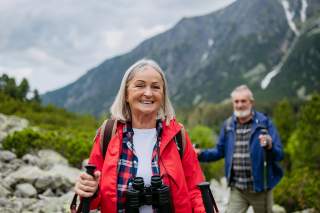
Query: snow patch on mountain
[[261, 64, 282, 90], [300, 0, 308, 23], [201, 52, 209, 62], [280, 0, 300, 36], [208, 39, 214, 47]]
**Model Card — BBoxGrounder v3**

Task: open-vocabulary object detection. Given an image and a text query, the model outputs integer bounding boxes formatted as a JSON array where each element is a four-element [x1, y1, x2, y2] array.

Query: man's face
[[232, 91, 253, 119]]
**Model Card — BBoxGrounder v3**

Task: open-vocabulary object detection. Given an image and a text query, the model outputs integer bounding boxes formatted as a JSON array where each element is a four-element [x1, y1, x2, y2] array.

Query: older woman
[[74, 59, 206, 213]]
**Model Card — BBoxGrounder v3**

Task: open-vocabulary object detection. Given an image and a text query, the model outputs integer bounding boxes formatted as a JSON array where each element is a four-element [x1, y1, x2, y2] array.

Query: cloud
[[0, 0, 236, 93], [102, 30, 125, 50], [0, 66, 33, 84]]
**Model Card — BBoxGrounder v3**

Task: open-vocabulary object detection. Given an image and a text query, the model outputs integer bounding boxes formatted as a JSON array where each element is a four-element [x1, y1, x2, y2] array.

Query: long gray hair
[[110, 59, 175, 124]]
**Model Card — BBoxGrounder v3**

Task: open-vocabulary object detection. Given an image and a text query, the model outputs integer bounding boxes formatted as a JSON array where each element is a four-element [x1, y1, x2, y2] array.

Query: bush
[[189, 125, 224, 180], [285, 94, 320, 170], [274, 167, 320, 212], [2, 128, 93, 167]]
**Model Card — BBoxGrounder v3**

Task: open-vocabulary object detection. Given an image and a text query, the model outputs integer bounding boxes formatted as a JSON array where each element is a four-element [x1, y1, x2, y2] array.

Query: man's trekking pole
[[197, 182, 219, 213], [260, 128, 269, 213], [82, 164, 96, 213]]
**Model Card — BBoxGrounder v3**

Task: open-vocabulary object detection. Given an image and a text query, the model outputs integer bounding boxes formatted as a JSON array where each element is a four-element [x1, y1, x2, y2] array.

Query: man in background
[[196, 85, 284, 213]]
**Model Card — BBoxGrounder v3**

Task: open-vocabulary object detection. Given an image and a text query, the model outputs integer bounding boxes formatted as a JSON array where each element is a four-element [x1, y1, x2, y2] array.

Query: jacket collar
[[116, 118, 181, 156], [159, 119, 181, 155]]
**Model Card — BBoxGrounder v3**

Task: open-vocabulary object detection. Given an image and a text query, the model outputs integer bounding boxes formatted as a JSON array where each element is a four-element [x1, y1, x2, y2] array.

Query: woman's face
[[126, 66, 164, 118]]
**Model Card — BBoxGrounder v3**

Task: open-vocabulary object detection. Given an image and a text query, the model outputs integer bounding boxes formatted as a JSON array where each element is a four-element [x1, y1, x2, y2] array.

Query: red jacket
[[88, 119, 206, 213]]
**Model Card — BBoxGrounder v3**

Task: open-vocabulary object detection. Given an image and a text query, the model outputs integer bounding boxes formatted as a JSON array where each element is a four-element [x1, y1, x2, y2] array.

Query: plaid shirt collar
[[117, 120, 162, 212]]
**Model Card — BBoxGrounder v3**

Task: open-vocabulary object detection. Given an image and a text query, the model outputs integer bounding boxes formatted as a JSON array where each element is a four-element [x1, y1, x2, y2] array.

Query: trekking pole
[[260, 128, 269, 213], [82, 164, 96, 213], [260, 129, 268, 190], [197, 182, 219, 213]]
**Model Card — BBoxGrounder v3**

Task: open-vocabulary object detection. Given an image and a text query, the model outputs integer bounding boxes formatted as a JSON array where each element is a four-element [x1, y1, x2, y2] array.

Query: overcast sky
[[0, 0, 236, 94]]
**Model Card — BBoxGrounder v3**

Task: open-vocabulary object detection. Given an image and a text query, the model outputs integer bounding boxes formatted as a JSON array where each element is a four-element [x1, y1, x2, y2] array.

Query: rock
[[0, 197, 37, 212], [273, 204, 286, 213], [34, 176, 53, 193], [41, 188, 55, 197], [37, 149, 69, 169], [0, 113, 28, 143], [22, 154, 40, 166], [30, 191, 74, 213], [3, 166, 45, 188], [48, 164, 81, 186], [0, 184, 11, 198], [0, 151, 16, 162], [0, 197, 23, 212], [0, 158, 24, 179], [15, 183, 37, 198]]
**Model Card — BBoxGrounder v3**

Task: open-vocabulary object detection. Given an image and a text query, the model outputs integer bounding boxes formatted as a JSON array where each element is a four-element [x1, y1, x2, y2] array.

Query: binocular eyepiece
[[126, 175, 172, 213]]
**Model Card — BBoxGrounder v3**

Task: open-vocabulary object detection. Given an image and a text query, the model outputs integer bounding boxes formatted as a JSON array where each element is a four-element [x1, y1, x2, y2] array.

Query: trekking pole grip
[[82, 164, 96, 213]]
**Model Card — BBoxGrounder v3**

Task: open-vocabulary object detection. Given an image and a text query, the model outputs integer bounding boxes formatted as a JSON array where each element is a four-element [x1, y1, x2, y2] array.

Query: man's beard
[[234, 108, 251, 118]]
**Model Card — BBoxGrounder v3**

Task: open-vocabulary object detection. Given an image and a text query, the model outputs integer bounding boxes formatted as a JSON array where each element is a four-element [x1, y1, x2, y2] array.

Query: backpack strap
[[100, 119, 117, 159], [100, 119, 186, 160], [174, 125, 186, 159]]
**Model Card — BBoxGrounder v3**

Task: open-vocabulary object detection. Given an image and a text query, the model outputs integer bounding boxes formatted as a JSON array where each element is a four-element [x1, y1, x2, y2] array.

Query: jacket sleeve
[[267, 119, 284, 161], [198, 123, 226, 162], [182, 131, 206, 213], [87, 128, 104, 210]]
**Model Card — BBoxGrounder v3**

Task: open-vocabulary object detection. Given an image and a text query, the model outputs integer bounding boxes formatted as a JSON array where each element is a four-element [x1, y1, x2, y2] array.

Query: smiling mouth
[[140, 100, 154, 104]]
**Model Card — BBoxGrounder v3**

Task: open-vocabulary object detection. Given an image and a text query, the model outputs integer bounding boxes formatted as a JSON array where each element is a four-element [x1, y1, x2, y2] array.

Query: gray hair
[[230, 85, 254, 101], [110, 59, 175, 124]]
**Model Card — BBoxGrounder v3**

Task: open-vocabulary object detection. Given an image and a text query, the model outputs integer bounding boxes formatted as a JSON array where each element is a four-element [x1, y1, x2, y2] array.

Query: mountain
[[42, 0, 320, 116]]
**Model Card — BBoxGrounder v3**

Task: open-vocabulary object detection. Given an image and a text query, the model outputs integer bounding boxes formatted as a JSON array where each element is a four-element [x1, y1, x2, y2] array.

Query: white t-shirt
[[132, 128, 157, 213]]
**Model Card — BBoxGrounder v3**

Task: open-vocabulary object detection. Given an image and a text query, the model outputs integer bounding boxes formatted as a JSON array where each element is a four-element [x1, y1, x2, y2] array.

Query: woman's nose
[[143, 87, 152, 96]]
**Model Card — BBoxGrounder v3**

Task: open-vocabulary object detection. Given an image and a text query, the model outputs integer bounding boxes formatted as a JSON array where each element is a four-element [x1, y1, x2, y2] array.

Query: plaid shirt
[[117, 123, 161, 212], [231, 120, 254, 191]]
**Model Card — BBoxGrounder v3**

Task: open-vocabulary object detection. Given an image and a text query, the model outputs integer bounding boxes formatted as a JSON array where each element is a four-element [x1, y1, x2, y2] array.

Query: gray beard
[[234, 109, 251, 118]]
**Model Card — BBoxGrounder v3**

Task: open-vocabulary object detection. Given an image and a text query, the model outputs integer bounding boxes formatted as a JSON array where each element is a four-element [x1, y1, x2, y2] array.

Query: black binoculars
[[126, 175, 173, 213]]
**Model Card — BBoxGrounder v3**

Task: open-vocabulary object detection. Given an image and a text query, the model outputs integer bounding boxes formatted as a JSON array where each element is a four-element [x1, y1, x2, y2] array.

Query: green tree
[[31, 89, 41, 103], [287, 93, 320, 170], [17, 78, 30, 100], [3, 77, 18, 98], [273, 99, 296, 147]]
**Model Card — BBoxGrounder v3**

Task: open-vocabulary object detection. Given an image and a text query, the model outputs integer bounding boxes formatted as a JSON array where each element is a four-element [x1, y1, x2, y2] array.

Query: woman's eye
[[152, 85, 161, 89]]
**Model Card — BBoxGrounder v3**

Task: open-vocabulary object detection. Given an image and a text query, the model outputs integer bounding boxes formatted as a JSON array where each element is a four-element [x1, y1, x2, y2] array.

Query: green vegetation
[[0, 74, 99, 167], [272, 94, 320, 211], [2, 128, 93, 166], [188, 125, 224, 179]]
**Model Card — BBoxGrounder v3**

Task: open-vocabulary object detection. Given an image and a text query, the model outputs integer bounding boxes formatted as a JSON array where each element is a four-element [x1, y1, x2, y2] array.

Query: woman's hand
[[74, 170, 101, 197]]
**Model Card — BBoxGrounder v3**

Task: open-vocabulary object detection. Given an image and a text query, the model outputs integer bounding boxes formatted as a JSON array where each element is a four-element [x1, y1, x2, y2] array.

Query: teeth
[[141, 101, 152, 104]]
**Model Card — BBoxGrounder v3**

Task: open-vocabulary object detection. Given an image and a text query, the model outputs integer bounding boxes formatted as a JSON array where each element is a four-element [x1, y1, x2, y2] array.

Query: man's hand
[[74, 170, 101, 197], [259, 134, 272, 150], [194, 148, 201, 155]]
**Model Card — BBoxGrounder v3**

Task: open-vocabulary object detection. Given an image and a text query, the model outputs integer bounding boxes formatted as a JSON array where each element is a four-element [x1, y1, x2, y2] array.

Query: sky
[[0, 0, 236, 94]]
